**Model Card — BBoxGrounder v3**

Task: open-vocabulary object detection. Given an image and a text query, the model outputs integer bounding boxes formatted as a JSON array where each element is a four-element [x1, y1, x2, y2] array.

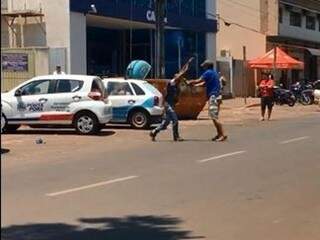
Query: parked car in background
[[1, 75, 112, 135], [103, 78, 164, 129]]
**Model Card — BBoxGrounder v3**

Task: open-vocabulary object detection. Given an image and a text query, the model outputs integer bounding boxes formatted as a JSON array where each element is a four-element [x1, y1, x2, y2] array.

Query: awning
[[248, 47, 304, 69], [307, 48, 320, 57]]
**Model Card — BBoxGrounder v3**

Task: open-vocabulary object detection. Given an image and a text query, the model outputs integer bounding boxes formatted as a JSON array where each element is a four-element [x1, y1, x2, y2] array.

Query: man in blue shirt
[[188, 60, 227, 142]]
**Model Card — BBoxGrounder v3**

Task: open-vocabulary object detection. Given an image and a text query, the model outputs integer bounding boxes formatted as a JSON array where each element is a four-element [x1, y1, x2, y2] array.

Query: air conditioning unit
[[220, 49, 231, 57]]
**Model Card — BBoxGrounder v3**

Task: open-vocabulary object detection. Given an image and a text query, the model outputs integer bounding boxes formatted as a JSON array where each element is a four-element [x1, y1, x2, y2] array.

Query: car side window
[[56, 80, 84, 93], [107, 82, 133, 96], [131, 83, 145, 95], [20, 80, 52, 96]]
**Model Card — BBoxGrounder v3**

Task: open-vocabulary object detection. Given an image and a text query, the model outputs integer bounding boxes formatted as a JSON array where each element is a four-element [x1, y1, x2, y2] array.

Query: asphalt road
[[1, 115, 320, 240]]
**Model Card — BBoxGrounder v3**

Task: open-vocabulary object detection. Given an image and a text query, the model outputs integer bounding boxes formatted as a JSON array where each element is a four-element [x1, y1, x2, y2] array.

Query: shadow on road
[[6, 129, 116, 137], [1, 148, 10, 154], [1, 215, 204, 240], [156, 139, 212, 143]]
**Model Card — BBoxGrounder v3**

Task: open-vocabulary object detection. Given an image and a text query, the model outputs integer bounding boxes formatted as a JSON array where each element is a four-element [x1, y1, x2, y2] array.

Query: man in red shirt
[[258, 74, 275, 121]]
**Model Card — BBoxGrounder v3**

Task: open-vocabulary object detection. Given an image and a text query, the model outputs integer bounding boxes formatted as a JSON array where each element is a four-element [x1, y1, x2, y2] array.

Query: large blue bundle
[[126, 60, 151, 80]]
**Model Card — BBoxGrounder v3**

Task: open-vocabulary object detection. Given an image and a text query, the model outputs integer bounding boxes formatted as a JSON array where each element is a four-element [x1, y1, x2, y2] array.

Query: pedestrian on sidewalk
[[218, 72, 227, 112], [258, 73, 275, 121], [188, 60, 227, 142], [53, 66, 65, 75], [150, 58, 193, 142]]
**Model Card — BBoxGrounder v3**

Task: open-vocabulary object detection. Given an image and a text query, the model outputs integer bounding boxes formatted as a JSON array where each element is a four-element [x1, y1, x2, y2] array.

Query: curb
[[245, 103, 260, 108]]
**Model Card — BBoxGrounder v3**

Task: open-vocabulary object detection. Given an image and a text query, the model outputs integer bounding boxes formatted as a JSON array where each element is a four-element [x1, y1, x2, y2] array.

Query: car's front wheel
[[1, 113, 7, 133], [129, 110, 150, 129], [74, 111, 100, 135], [6, 124, 21, 132]]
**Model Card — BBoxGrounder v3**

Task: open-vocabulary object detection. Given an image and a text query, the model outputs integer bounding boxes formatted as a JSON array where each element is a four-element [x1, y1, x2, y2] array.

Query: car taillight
[[154, 96, 159, 106], [88, 92, 104, 101]]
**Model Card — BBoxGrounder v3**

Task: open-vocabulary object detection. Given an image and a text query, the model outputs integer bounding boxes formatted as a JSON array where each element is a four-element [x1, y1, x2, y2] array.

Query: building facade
[[268, 0, 320, 84], [216, 0, 279, 96], [1, 0, 218, 83], [216, 0, 278, 61], [215, 0, 319, 97]]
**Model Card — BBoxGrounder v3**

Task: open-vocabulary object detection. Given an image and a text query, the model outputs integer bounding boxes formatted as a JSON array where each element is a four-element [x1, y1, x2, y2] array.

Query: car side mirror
[[14, 89, 22, 97]]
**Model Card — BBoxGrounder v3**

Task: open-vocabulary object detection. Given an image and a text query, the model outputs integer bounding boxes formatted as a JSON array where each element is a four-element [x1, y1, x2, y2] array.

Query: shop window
[[194, 0, 206, 18], [306, 16, 316, 30], [279, 8, 283, 23], [133, 0, 151, 8], [167, 0, 180, 14], [290, 11, 301, 27], [181, 0, 194, 16]]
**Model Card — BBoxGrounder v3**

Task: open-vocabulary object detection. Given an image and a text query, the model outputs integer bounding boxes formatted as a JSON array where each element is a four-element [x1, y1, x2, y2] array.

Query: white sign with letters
[[146, 10, 168, 23]]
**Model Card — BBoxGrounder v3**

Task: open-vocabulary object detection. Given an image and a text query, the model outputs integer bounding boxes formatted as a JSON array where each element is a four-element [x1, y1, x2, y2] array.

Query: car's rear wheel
[[129, 110, 150, 129], [74, 112, 100, 135]]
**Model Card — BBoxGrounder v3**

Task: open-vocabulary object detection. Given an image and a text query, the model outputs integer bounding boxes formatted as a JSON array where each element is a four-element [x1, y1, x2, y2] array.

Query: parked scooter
[[273, 84, 296, 107], [313, 80, 320, 105], [290, 81, 314, 105]]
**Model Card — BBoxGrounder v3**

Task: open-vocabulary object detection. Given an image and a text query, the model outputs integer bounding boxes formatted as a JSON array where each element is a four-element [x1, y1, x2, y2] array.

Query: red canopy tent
[[248, 47, 304, 69]]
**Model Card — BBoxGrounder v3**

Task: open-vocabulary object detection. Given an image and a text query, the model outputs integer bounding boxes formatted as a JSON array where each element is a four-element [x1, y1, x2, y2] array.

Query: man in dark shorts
[[188, 60, 227, 142], [258, 73, 275, 121], [150, 58, 193, 142]]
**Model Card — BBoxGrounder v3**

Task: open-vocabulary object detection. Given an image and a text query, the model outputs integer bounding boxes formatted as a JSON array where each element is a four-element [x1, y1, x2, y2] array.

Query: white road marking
[[279, 136, 310, 145], [46, 175, 139, 197], [198, 151, 247, 163]]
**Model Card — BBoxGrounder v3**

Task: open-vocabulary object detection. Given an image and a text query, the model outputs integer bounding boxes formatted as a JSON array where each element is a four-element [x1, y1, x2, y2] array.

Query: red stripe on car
[[40, 114, 73, 121]]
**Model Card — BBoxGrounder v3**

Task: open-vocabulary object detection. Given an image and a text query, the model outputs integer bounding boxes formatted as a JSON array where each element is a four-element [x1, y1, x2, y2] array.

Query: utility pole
[[243, 46, 247, 104], [155, 0, 166, 78], [273, 45, 277, 83]]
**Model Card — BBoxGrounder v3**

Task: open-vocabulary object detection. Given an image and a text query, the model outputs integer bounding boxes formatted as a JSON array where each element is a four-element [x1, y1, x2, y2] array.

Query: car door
[[106, 81, 136, 122], [11, 79, 56, 122], [50, 79, 85, 111]]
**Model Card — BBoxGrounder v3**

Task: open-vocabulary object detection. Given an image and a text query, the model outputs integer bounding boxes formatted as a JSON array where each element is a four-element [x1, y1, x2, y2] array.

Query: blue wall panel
[[70, 0, 217, 33]]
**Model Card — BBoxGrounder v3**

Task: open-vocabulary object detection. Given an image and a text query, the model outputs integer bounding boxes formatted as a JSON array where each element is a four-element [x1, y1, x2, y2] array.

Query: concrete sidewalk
[[186, 98, 320, 126]]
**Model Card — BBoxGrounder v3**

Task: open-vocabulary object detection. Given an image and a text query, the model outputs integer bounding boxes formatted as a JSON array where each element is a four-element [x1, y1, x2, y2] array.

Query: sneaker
[[260, 117, 265, 121], [216, 135, 228, 142], [174, 137, 184, 142], [212, 135, 221, 141], [149, 131, 156, 142]]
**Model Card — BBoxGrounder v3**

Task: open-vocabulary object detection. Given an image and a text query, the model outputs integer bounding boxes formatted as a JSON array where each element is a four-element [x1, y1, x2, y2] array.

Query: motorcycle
[[290, 81, 314, 105], [313, 80, 320, 104], [273, 85, 296, 107]]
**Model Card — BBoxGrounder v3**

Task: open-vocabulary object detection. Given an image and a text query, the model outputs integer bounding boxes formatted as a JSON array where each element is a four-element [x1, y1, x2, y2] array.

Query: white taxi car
[[1, 75, 112, 135], [103, 78, 164, 129]]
